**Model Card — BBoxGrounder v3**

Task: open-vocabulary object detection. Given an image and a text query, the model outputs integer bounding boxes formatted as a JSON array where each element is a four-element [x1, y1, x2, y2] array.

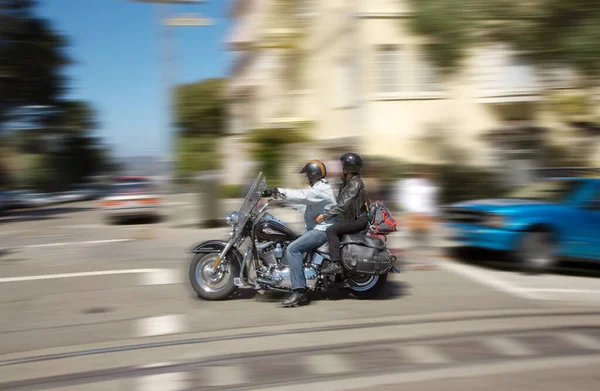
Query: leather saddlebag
[[340, 234, 393, 276]]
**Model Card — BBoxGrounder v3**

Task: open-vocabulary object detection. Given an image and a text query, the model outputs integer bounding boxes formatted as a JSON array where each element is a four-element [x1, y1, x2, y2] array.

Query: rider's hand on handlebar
[[261, 188, 279, 198]]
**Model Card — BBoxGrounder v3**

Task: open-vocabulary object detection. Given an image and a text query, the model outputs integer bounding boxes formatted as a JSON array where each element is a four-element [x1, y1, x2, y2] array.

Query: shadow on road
[[0, 206, 95, 224]]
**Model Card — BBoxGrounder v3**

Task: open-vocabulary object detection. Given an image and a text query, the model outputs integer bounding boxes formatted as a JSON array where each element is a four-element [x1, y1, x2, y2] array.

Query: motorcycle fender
[[390, 254, 402, 273], [188, 240, 243, 274], [188, 240, 227, 254]]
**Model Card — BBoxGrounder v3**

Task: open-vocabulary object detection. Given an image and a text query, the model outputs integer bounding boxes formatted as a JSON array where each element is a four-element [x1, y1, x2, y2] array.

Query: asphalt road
[[1, 202, 600, 390]]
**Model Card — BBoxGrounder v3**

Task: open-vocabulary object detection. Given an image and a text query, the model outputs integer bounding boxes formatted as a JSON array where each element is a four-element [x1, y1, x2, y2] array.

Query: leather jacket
[[323, 175, 369, 223]]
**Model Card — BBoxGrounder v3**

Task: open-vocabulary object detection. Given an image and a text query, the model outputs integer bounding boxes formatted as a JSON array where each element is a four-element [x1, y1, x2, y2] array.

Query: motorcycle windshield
[[237, 172, 266, 229]]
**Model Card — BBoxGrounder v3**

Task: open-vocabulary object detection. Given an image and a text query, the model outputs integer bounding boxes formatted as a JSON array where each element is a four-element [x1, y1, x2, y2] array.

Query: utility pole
[[127, 0, 212, 159]]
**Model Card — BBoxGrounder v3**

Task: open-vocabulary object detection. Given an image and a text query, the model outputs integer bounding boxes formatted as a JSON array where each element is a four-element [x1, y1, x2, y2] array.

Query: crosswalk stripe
[[561, 332, 600, 350], [136, 315, 185, 337], [400, 345, 450, 364], [135, 372, 188, 391], [304, 354, 351, 374], [484, 337, 535, 356], [205, 365, 247, 387]]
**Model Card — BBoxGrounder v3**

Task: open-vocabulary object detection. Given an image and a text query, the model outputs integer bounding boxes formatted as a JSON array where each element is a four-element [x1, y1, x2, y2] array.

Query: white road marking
[[137, 314, 185, 337], [525, 288, 600, 294], [205, 365, 247, 387], [304, 354, 351, 374], [138, 362, 177, 369], [560, 332, 600, 350], [135, 372, 188, 391], [0, 268, 172, 283], [0, 238, 134, 251], [439, 259, 546, 300], [484, 336, 535, 357], [141, 269, 182, 285], [400, 345, 450, 364]]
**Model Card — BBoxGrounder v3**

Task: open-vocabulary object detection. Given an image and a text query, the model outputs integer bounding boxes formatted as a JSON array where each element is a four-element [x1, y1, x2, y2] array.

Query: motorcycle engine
[[258, 242, 318, 290], [263, 265, 318, 290]]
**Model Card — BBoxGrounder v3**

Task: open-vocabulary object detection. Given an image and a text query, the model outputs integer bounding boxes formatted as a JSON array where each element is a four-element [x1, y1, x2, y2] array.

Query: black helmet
[[340, 153, 363, 174], [300, 160, 327, 183]]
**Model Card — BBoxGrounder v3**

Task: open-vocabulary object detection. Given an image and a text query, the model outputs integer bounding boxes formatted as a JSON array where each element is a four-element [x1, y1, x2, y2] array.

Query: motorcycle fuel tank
[[255, 220, 298, 241]]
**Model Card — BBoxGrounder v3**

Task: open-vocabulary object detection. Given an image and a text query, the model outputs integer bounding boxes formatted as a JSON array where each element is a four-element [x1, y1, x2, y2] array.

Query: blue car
[[444, 177, 600, 272]]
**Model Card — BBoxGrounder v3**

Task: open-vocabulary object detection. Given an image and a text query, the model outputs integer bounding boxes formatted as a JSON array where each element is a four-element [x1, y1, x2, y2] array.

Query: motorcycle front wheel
[[344, 272, 388, 299], [189, 253, 239, 300]]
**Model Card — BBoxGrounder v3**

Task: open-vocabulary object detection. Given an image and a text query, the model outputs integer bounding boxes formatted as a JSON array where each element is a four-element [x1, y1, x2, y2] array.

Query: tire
[[516, 230, 557, 274], [344, 272, 388, 299], [189, 253, 239, 300]]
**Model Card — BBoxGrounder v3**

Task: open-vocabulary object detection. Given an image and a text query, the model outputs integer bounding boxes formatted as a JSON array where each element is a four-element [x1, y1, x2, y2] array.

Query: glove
[[261, 188, 279, 197]]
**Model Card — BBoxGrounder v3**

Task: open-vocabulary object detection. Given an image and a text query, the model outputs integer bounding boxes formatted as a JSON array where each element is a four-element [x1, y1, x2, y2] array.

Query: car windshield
[[506, 180, 582, 202], [237, 172, 266, 228]]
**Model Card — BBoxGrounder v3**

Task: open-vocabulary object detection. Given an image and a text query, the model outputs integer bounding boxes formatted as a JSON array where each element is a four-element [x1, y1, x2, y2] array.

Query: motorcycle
[[188, 172, 400, 301]]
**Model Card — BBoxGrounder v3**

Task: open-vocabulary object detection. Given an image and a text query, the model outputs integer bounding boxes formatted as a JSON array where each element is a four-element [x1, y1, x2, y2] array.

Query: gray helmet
[[340, 153, 363, 174]]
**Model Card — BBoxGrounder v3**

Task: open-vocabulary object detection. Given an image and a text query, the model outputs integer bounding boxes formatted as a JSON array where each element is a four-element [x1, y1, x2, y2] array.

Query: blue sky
[[38, 0, 232, 157]]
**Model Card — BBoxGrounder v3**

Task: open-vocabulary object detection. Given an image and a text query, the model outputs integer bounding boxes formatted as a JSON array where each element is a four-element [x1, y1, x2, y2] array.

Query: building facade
[[225, 0, 599, 185]]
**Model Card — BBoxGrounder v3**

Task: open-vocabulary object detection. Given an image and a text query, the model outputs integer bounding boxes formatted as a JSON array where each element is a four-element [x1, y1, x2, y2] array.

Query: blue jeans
[[287, 229, 327, 290]]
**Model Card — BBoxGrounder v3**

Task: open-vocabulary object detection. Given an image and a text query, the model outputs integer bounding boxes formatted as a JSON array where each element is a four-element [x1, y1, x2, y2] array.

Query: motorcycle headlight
[[484, 214, 505, 228], [225, 211, 239, 226]]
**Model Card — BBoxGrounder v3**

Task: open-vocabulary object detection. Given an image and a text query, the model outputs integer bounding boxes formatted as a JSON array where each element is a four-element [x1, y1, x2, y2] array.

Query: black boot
[[282, 289, 308, 307], [321, 261, 343, 274]]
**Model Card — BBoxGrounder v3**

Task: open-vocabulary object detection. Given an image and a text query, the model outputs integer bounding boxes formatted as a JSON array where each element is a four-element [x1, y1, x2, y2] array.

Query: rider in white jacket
[[262, 160, 336, 307]]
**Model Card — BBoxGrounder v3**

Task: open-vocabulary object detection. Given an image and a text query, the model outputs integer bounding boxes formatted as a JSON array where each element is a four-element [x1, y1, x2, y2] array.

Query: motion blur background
[[2, 2, 600, 391], [2, 0, 600, 207]]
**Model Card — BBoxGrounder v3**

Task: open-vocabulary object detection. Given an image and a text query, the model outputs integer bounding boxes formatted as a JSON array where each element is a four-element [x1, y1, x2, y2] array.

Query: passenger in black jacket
[[315, 153, 370, 274]]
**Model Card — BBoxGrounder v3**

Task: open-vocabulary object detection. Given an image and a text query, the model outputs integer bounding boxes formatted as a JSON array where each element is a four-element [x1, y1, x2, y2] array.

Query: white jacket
[[277, 179, 337, 231]]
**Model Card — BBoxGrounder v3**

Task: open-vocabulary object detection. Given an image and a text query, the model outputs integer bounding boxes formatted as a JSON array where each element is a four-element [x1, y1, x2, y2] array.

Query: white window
[[375, 44, 402, 94], [416, 52, 441, 93], [477, 45, 537, 93], [335, 58, 354, 108]]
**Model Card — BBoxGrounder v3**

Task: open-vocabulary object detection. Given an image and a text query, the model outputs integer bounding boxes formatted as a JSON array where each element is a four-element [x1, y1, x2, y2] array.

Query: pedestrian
[[395, 166, 439, 269]]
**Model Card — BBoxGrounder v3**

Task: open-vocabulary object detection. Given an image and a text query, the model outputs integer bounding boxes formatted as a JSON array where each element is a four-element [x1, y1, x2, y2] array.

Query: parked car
[[444, 176, 600, 272], [2, 190, 32, 210], [22, 192, 57, 208], [101, 178, 162, 224]]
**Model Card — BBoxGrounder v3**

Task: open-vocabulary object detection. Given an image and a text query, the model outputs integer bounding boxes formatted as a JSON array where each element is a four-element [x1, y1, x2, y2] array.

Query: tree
[[174, 78, 226, 136], [175, 135, 220, 181], [0, 0, 71, 129], [54, 100, 99, 134], [408, 1, 600, 80]]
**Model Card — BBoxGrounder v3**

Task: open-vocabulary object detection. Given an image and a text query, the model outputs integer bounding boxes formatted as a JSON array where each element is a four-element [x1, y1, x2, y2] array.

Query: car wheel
[[517, 231, 557, 274]]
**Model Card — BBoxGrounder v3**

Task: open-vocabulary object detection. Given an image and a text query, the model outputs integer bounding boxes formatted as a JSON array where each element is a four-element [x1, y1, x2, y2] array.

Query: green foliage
[[435, 165, 507, 205], [408, 1, 600, 79], [175, 135, 220, 181], [0, 0, 71, 126], [218, 184, 244, 199], [247, 127, 311, 187], [54, 100, 98, 134], [174, 78, 226, 136]]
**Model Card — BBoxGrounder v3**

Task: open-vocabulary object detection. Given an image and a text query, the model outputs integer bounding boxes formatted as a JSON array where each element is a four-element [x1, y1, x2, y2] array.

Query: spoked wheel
[[344, 273, 388, 299], [189, 253, 239, 300]]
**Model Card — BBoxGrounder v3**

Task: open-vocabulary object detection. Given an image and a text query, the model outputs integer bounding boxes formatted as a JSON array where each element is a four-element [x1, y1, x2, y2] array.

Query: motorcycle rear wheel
[[189, 253, 238, 300], [344, 272, 387, 299]]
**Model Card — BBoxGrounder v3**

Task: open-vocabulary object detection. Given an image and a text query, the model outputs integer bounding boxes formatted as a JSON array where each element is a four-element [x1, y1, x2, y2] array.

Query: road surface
[[1, 202, 600, 390]]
